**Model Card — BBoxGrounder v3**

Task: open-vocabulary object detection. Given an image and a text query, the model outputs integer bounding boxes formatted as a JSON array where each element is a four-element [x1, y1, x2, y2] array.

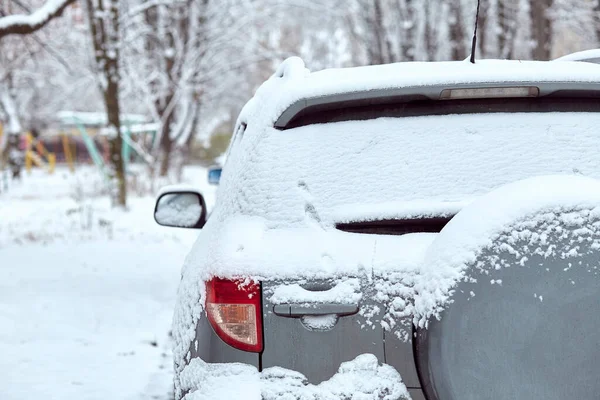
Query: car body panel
[[275, 81, 600, 128], [189, 312, 259, 368], [415, 227, 600, 400], [261, 279, 385, 383], [263, 58, 600, 128], [384, 328, 421, 388]]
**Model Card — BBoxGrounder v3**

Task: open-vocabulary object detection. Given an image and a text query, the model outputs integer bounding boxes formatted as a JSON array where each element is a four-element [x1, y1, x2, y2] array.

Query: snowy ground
[[0, 165, 215, 400]]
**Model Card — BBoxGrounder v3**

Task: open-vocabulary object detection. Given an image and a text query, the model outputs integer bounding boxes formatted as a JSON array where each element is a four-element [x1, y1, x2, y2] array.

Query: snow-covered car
[[155, 56, 600, 400]]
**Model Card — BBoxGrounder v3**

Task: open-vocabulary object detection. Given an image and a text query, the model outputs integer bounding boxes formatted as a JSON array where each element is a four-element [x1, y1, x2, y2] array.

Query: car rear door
[[261, 277, 384, 383]]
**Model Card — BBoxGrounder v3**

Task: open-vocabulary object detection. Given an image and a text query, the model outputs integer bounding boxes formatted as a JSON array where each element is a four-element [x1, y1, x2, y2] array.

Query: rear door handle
[[273, 303, 359, 317]]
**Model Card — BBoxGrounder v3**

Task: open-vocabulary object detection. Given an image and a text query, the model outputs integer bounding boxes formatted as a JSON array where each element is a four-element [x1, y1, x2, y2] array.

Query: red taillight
[[205, 278, 263, 353]]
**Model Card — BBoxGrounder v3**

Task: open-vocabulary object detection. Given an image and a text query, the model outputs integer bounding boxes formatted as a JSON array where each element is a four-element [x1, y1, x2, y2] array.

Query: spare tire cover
[[415, 178, 600, 400]]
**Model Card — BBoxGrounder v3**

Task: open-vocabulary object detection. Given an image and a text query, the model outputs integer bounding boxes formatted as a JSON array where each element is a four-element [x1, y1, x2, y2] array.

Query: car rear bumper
[[179, 354, 424, 400], [180, 297, 426, 400]]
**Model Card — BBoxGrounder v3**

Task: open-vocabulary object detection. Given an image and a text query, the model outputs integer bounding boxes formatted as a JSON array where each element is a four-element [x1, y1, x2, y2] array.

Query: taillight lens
[[205, 278, 263, 353]]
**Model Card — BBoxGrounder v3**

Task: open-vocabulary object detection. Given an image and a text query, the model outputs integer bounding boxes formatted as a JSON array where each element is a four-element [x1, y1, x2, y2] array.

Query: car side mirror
[[154, 186, 207, 229], [208, 167, 222, 185]]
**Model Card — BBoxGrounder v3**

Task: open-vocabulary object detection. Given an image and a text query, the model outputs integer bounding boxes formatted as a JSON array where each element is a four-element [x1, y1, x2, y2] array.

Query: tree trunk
[[423, 0, 435, 61], [478, 0, 488, 58], [594, 0, 600, 48], [497, 0, 518, 59], [105, 77, 126, 206], [530, 0, 552, 60], [159, 121, 173, 177], [174, 101, 201, 181], [449, 1, 466, 60], [157, 84, 175, 177], [0, 79, 23, 178], [398, 0, 415, 61], [370, 0, 386, 64], [105, 1, 126, 207], [85, 0, 127, 207], [497, 0, 507, 57]]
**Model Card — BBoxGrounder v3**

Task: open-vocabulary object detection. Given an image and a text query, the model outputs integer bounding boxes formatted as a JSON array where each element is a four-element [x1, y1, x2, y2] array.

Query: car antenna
[[469, 0, 482, 64]]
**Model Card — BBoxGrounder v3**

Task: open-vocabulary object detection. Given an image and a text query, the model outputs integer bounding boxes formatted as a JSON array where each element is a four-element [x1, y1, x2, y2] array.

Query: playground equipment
[[61, 134, 76, 172], [56, 111, 157, 182], [24, 132, 56, 174]]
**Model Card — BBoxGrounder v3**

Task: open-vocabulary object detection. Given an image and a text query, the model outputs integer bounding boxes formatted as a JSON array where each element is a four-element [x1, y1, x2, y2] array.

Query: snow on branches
[[0, 0, 77, 37]]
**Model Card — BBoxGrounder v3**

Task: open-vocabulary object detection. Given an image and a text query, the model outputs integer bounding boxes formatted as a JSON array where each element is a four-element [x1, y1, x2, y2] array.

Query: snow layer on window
[[216, 112, 600, 229]]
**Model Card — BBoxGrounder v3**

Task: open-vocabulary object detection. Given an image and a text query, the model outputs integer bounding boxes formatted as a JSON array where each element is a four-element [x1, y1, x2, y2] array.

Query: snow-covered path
[[0, 241, 186, 400], [0, 167, 212, 400]]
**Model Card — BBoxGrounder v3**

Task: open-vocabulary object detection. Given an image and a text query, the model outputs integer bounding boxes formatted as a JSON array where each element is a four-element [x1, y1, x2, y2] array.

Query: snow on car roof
[[292, 58, 600, 96], [554, 49, 600, 63], [238, 57, 600, 129]]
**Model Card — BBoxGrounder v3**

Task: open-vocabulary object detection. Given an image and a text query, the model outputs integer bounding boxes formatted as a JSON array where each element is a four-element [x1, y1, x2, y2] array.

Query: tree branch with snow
[[0, 0, 77, 38]]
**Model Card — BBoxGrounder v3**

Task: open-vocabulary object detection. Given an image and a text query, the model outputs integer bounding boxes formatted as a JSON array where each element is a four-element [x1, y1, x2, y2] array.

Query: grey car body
[[157, 57, 600, 400]]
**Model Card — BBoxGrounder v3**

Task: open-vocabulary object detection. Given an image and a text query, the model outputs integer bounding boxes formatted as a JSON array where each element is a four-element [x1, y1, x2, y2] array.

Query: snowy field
[[0, 165, 214, 400]]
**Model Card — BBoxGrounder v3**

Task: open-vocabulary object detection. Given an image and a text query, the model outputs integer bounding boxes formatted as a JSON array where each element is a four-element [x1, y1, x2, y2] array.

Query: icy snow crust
[[172, 58, 600, 397]]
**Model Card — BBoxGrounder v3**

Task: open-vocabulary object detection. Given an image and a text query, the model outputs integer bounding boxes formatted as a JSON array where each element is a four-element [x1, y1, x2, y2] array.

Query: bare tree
[[398, 0, 418, 61], [596, 0, 600, 45], [477, 0, 489, 57], [0, 76, 22, 176], [495, 0, 519, 58], [0, 0, 79, 176], [449, 0, 467, 60], [530, 0, 553, 60], [85, 0, 127, 206], [147, 0, 204, 177], [123, 0, 302, 177], [347, 0, 431, 64]]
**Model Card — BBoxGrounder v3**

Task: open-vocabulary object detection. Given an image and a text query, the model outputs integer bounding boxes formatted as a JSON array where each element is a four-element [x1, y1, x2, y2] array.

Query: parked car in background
[[155, 53, 600, 400], [207, 165, 222, 185]]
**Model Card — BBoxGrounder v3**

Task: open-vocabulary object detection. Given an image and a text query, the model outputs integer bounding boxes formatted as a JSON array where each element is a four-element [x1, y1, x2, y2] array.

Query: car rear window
[[282, 96, 600, 129], [336, 217, 453, 235]]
